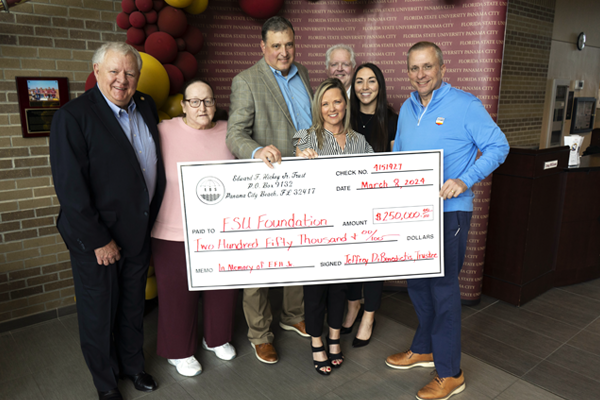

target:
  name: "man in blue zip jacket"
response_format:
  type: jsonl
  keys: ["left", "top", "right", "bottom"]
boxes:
{"left": 385, "top": 41, "right": 509, "bottom": 400}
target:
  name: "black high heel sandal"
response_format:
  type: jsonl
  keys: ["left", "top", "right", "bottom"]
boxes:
{"left": 326, "top": 337, "right": 344, "bottom": 368}
{"left": 311, "top": 344, "right": 331, "bottom": 376}
{"left": 341, "top": 306, "right": 364, "bottom": 335}
{"left": 353, "top": 319, "right": 376, "bottom": 348}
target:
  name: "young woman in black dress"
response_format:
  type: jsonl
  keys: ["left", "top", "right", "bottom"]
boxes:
{"left": 344, "top": 63, "right": 398, "bottom": 347}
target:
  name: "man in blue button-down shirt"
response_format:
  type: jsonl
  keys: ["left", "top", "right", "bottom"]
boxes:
{"left": 226, "top": 16, "right": 313, "bottom": 365}
{"left": 50, "top": 42, "right": 166, "bottom": 400}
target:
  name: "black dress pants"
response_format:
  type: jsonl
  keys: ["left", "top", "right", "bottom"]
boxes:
{"left": 70, "top": 240, "right": 150, "bottom": 392}
{"left": 346, "top": 281, "right": 384, "bottom": 312}
{"left": 304, "top": 283, "right": 347, "bottom": 337}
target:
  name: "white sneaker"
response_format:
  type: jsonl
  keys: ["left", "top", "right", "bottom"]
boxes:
{"left": 168, "top": 356, "right": 202, "bottom": 377}
{"left": 202, "top": 338, "right": 237, "bottom": 360}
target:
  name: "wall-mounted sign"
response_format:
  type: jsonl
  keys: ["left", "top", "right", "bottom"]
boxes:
{"left": 193, "top": 0, "right": 508, "bottom": 122}
{"left": 571, "top": 97, "right": 596, "bottom": 134}
{"left": 15, "top": 76, "right": 69, "bottom": 138}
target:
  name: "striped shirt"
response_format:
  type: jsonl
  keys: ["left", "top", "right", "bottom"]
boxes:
{"left": 293, "top": 128, "right": 374, "bottom": 156}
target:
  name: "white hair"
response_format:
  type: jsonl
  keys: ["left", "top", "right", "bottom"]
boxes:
{"left": 325, "top": 44, "right": 356, "bottom": 69}
{"left": 92, "top": 42, "right": 142, "bottom": 70}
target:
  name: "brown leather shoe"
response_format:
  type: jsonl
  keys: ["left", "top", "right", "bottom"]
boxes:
{"left": 251, "top": 343, "right": 279, "bottom": 364}
{"left": 279, "top": 320, "right": 310, "bottom": 338}
{"left": 416, "top": 371, "right": 465, "bottom": 400}
{"left": 385, "top": 349, "right": 434, "bottom": 369}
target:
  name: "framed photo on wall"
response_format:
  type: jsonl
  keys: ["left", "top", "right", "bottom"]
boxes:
{"left": 15, "top": 77, "right": 70, "bottom": 138}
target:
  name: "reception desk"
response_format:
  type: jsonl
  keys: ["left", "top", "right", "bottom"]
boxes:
{"left": 483, "top": 148, "right": 600, "bottom": 306}
{"left": 554, "top": 153, "right": 600, "bottom": 286}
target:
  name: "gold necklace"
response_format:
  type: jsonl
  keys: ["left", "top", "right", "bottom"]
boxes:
{"left": 360, "top": 113, "right": 374, "bottom": 128}
{"left": 328, "top": 128, "right": 345, "bottom": 136}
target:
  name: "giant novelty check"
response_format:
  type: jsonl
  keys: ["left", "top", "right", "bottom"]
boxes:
{"left": 178, "top": 151, "right": 444, "bottom": 290}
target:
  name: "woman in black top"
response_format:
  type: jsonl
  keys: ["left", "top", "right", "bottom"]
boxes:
{"left": 344, "top": 63, "right": 399, "bottom": 347}
{"left": 350, "top": 63, "right": 398, "bottom": 152}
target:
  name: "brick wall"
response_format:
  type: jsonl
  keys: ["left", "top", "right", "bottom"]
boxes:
{"left": 0, "top": 0, "right": 124, "bottom": 329}
{"left": 0, "top": 0, "right": 566, "bottom": 329}
{"left": 497, "top": 0, "right": 556, "bottom": 146}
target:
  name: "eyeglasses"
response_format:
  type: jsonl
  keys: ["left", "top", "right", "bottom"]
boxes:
{"left": 184, "top": 98, "right": 215, "bottom": 108}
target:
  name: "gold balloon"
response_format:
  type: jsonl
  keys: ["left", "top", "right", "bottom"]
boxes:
{"left": 165, "top": 0, "right": 194, "bottom": 8}
{"left": 145, "top": 276, "right": 157, "bottom": 300}
{"left": 161, "top": 94, "right": 184, "bottom": 118}
{"left": 184, "top": 0, "right": 209, "bottom": 14}
{"left": 138, "top": 52, "right": 170, "bottom": 110}
{"left": 158, "top": 110, "right": 171, "bottom": 122}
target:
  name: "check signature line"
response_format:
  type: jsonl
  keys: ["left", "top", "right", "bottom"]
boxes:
{"left": 194, "top": 240, "right": 398, "bottom": 253}
{"left": 345, "top": 259, "right": 434, "bottom": 266}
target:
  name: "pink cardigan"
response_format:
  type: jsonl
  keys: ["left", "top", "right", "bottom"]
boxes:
{"left": 151, "top": 118, "right": 235, "bottom": 241}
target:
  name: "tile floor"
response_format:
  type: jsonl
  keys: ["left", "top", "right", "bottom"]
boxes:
{"left": 1, "top": 279, "right": 599, "bottom": 399}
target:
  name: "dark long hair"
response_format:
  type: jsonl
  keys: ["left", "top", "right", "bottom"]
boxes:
{"left": 350, "top": 63, "right": 394, "bottom": 152}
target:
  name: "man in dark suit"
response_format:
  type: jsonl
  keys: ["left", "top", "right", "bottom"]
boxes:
{"left": 50, "top": 42, "right": 166, "bottom": 400}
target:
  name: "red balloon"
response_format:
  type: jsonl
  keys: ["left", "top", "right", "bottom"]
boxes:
{"left": 85, "top": 71, "right": 97, "bottom": 92}
{"left": 135, "top": 0, "right": 153, "bottom": 12}
{"left": 157, "top": 6, "right": 187, "bottom": 38}
{"left": 126, "top": 27, "right": 146, "bottom": 45}
{"left": 125, "top": 40, "right": 145, "bottom": 53}
{"left": 176, "top": 38, "right": 186, "bottom": 51}
{"left": 145, "top": 32, "right": 178, "bottom": 64}
{"left": 116, "top": 12, "right": 131, "bottom": 30}
{"left": 144, "top": 24, "right": 159, "bottom": 36}
{"left": 145, "top": 9, "right": 158, "bottom": 24}
{"left": 239, "top": 0, "right": 284, "bottom": 19}
{"left": 164, "top": 64, "right": 184, "bottom": 95}
{"left": 153, "top": 0, "right": 165, "bottom": 11}
{"left": 121, "top": 0, "right": 137, "bottom": 14}
{"left": 129, "top": 11, "right": 146, "bottom": 28}
{"left": 182, "top": 25, "right": 203, "bottom": 55}
{"left": 131, "top": 43, "right": 145, "bottom": 52}
{"left": 173, "top": 51, "right": 197, "bottom": 81}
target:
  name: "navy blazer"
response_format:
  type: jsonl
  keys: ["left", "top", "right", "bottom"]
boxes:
{"left": 50, "top": 86, "right": 166, "bottom": 257}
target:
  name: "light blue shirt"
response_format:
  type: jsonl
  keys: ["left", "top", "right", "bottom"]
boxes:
{"left": 252, "top": 64, "right": 312, "bottom": 159}
{"left": 270, "top": 64, "right": 312, "bottom": 131}
{"left": 393, "top": 82, "right": 509, "bottom": 212}
{"left": 99, "top": 86, "right": 157, "bottom": 201}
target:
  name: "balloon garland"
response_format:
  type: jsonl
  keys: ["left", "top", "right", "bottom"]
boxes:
{"left": 239, "top": 0, "right": 284, "bottom": 19}
{"left": 86, "top": 0, "right": 285, "bottom": 118}
{"left": 86, "top": 0, "right": 208, "bottom": 117}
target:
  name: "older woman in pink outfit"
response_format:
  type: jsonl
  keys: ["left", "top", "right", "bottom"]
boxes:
{"left": 151, "top": 79, "right": 238, "bottom": 377}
